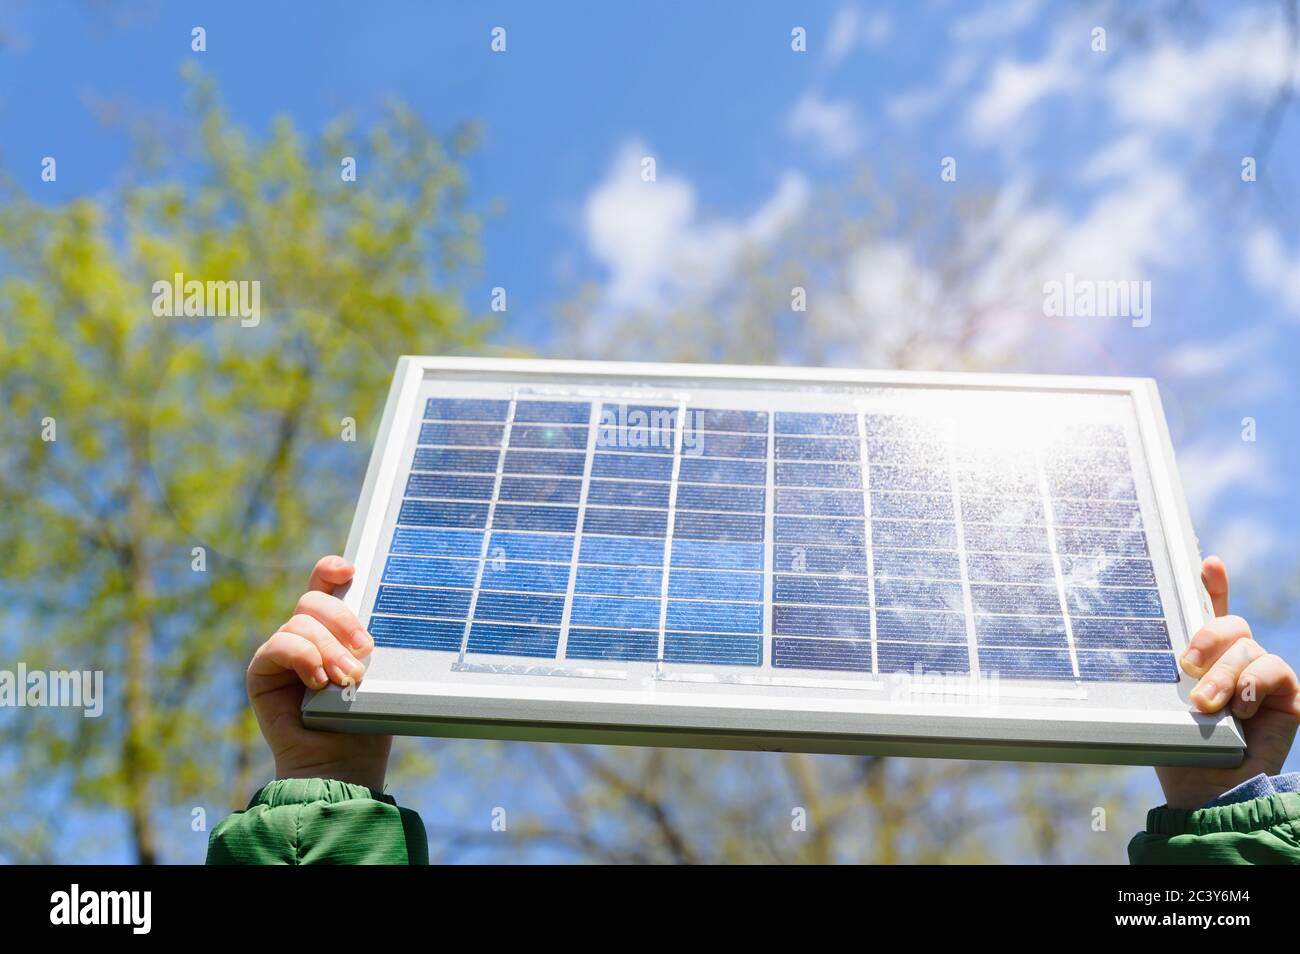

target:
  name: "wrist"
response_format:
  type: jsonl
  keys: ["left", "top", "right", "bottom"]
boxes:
{"left": 275, "top": 748, "right": 390, "bottom": 792}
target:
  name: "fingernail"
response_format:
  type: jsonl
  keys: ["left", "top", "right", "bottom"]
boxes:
{"left": 1182, "top": 647, "right": 1203, "bottom": 671}
{"left": 332, "top": 657, "right": 366, "bottom": 686}
{"left": 349, "top": 629, "right": 373, "bottom": 651}
{"left": 1192, "top": 680, "right": 1225, "bottom": 709}
{"left": 313, "top": 667, "right": 328, "bottom": 688}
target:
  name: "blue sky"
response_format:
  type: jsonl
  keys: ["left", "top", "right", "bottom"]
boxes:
{"left": 3, "top": 0, "right": 1298, "bottom": 860}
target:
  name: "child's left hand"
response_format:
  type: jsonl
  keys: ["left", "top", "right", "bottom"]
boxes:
{"left": 1155, "top": 556, "right": 1300, "bottom": 809}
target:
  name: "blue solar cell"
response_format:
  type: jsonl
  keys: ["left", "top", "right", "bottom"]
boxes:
{"left": 374, "top": 585, "right": 473, "bottom": 619}
{"left": 504, "top": 450, "right": 587, "bottom": 476}
{"left": 868, "top": 464, "right": 948, "bottom": 492}
{"left": 866, "top": 437, "right": 948, "bottom": 466}
{"left": 968, "top": 583, "right": 1062, "bottom": 615}
{"left": 777, "top": 461, "right": 862, "bottom": 488}
{"left": 670, "top": 539, "right": 764, "bottom": 570}
{"left": 872, "top": 520, "right": 955, "bottom": 549}
{"left": 497, "top": 475, "right": 582, "bottom": 504}
{"left": 674, "top": 484, "right": 765, "bottom": 513}
{"left": 773, "top": 574, "right": 870, "bottom": 605}
{"left": 600, "top": 404, "right": 679, "bottom": 427}
{"left": 488, "top": 531, "right": 575, "bottom": 563}
{"left": 474, "top": 591, "right": 565, "bottom": 626}
{"left": 570, "top": 595, "right": 661, "bottom": 629}
{"left": 1058, "top": 555, "right": 1155, "bottom": 587}
{"left": 576, "top": 565, "right": 663, "bottom": 597}
{"left": 513, "top": 401, "right": 591, "bottom": 423}
{"left": 975, "top": 614, "right": 1069, "bottom": 647}
{"left": 978, "top": 648, "right": 1076, "bottom": 679}
{"left": 579, "top": 535, "right": 665, "bottom": 566}
{"left": 425, "top": 398, "right": 508, "bottom": 421}
{"left": 773, "top": 543, "right": 867, "bottom": 575}
{"left": 870, "top": 492, "right": 953, "bottom": 520}
{"left": 962, "top": 524, "right": 1049, "bottom": 553}
{"left": 398, "top": 499, "right": 489, "bottom": 529}
{"left": 591, "top": 452, "right": 674, "bottom": 481}
{"left": 1052, "top": 500, "right": 1141, "bottom": 529}
{"left": 1071, "top": 617, "right": 1170, "bottom": 650}
{"left": 383, "top": 555, "right": 480, "bottom": 588}
{"left": 413, "top": 448, "right": 499, "bottom": 473}
{"left": 678, "top": 456, "right": 766, "bottom": 485}
{"left": 1055, "top": 528, "right": 1149, "bottom": 557}
{"left": 491, "top": 503, "right": 579, "bottom": 533}
{"left": 960, "top": 496, "right": 1043, "bottom": 525}
{"left": 1077, "top": 649, "right": 1177, "bottom": 682}
{"left": 696, "top": 409, "right": 768, "bottom": 433}
{"left": 697, "top": 433, "right": 767, "bottom": 458}
{"left": 665, "top": 632, "right": 761, "bottom": 665}
{"left": 391, "top": 527, "right": 484, "bottom": 558}
{"left": 775, "top": 488, "right": 863, "bottom": 516}
{"left": 876, "top": 641, "right": 969, "bottom": 674}
{"left": 468, "top": 623, "right": 560, "bottom": 657}
{"left": 775, "top": 516, "right": 865, "bottom": 546}
{"left": 666, "top": 600, "right": 762, "bottom": 634}
{"left": 775, "top": 436, "right": 860, "bottom": 461}
{"left": 508, "top": 425, "right": 589, "bottom": 450}
{"left": 873, "top": 548, "right": 960, "bottom": 580}
{"left": 587, "top": 479, "right": 671, "bottom": 508}
{"left": 596, "top": 427, "right": 676, "bottom": 454}
{"left": 480, "top": 561, "right": 572, "bottom": 594}
{"left": 370, "top": 615, "right": 463, "bottom": 651}
{"left": 419, "top": 422, "right": 504, "bottom": 447}
{"left": 875, "top": 578, "right": 964, "bottom": 611}
{"left": 863, "top": 414, "right": 947, "bottom": 441}
{"left": 565, "top": 628, "right": 659, "bottom": 661}
{"left": 773, "top": 604, "right": 870, "bottom": 637}
{"left": 876, "top": 609, "right": 966, "bottom": 642}
{"left": 405, "top": 473, "right": 496, "bottom": 500}
{"left": 669, "top": 569, "right": 763, "bottom": 600}
{"left": 772, "top": 636, "right": 871, "bottom": 671}
{"left": 582, "top": 506, "right": 668, "bottom": 538}
{"left": 1067, "top": 586, "right": 1164, "bottom": 618}
{"left": 1050, "top": 472, "right": 1136, "bottom": 500}
{"left": 774, "top": 412, "right": 858, "bottom": 435}
{"left": 673, "top": 510, "right": 764, "bottom": 542}
{"left": 966, "top": 552, "right": 1054, "bottom": 583}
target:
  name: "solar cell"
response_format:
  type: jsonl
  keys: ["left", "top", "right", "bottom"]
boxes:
{"left": 303, "top": 358, "right": 1245, "bottom": 767}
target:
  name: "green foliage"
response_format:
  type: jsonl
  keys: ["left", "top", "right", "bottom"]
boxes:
{"left": 0, "top": 74, "right": 486, "bottom": 862}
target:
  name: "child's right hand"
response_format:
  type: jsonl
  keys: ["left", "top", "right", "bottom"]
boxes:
{"left": 245, "top": 555, "right": 392, "bottom": 791}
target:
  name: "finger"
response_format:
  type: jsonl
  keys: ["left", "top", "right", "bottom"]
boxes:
{"left": 247, "top": 630, "right": 328, "bottom": 695}
{"left": 1201, "top": 555, "right": 1228, "bottom": 617}
{"left": 1180, "top": 614, "right": 1252, "bottom": 677}
{"left": 281, "top": 613, "right": 367, "bottom": 688}
{"left": 308, "top": 555, "right": 354, "bottom": 595}
{"left": 1190, "top": 637, "right": 1266, "bottom": 712}
{"left": 1230, "top": 652, "right": 1300, "bottom": 719}
{"left": 295, "top": 589, "right": 372, "bottom": 654}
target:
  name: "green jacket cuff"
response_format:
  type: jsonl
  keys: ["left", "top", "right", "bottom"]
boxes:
{"left": 207, "top": 777, "right": 428, "bottom": 865}
{"left": 1129, "top": 792, "right": 1300, "bottom": 865}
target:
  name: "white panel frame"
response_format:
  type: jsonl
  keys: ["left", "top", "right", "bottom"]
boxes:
{"left": 305, "top": 356, "right": 1245, "bottom": 767}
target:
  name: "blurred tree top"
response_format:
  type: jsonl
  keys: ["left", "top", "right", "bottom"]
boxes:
{"left": 0, "top": 71, "right": 487, "bottom": 863}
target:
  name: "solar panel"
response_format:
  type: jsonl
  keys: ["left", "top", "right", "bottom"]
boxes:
{"left": 302, "top": 357, "right": 1245, "bottom": 767}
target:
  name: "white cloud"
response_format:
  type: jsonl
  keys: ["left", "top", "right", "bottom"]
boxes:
{"left": 965, "top": 27, "right": 1082, "bottom": 143}
{"left": 1105, "top": 14, "right": 1290, "bottom": 135}
{"left": 1175, "top": 441, "right": 1278, "bottom": 520}
{"left": 786, "top": 91, "right": 866, "bottom": 159}
{"left": 951, "top": 0, "right": 1042, "bottom": 43}
{"left": 582, "top": 140, "right": 809, "bottom": 311}
{"left": 1161, "top": 328, "right": 1271, "bottom": 378}
{"left": 826, "top": 5, "right": 892, "bottom": 65}
{"left": 1204, "top": 515, "right": 1279, "bottom": 574}
{"left": 1242, "top": 227, "right": 1300, "bottom": 316}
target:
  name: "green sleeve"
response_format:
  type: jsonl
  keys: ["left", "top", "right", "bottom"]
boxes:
{"left": 206, "top": 777, "right": 428, "bottom": 865}
{"left": 1128, "top": 792, "right": 1300, "bottom": 864}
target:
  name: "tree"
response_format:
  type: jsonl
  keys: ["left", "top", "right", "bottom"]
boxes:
{"left": 0, "top": 72, "right": 485, "bottom": 863}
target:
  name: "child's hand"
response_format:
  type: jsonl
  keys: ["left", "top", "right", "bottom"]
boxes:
{"left": 245, "top": 555, "right": 392, "bottom": 791}
{"left": 1156, "top": 556, "right": 1300, "bottom": 809}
